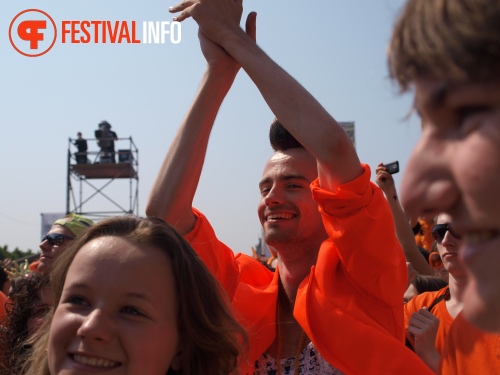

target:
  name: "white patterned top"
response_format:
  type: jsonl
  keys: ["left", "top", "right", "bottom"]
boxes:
{"left": 253, "top": 342, "right": 345, "bottom": 375}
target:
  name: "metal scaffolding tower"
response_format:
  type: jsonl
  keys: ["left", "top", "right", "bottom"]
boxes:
{"left": 66, "top": 136, "right": 139, "bottom": 219}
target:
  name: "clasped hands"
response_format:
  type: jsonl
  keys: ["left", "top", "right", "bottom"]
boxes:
{"left": 169, "top": 0, "right": 252, "bottom": 45}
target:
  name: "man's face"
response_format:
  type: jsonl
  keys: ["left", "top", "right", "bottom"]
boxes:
{"left": 434, "top": 213, "right": 465, "bottom": 277}
{"left": 38, "top": 225, "right": 75, "bottom": 273}
{"left": 401, "top": 76, "right": 500, "bottom": 331}
{"left": 257, "top": 149, "right": 327, "bottom": 256}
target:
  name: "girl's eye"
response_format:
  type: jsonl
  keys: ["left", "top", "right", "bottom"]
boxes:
{"left": 67, "top": 296, "right": 88, "bottom": 305}
{"left": 121, "top": 306, "right": 144, "bottom": 317}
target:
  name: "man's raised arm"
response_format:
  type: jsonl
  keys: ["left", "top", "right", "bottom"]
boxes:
{"left": 146, "top": 15, "right": 256, "bottom": 232}
{"left": 170, "top": 0, "right": 362, "bottom": 189}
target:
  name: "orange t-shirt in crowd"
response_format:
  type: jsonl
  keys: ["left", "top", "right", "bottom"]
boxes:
{"left": 439, "top": 313, "right": 500, "bottom": 374}
{"left": 185, "top": 164, "right": 433, "bottom": 375}
{"left": 404, "top": 287, "right": 453, "bottom": 353}
{"left": 414, "top": 218, "right": 434, "bottom": 251}
{"left": 29, "top": 259, "right": 40, "bottom": 272}
{"left": 0, "top": 290, "right": 9, "bottom": 322}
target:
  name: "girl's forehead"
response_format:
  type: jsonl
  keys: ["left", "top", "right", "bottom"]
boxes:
{"left": 64, "top": 237, "right": 177, "bottom": 302}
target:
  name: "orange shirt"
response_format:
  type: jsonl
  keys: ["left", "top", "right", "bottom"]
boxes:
{"left": 414, "top": 218, "right": 434, "bottom": 251}
{"left": 185, "top": 164, "right": 433, "bottom": 375}
{"left": 29, "top": 259, "right": 40, "bottom": 271}
{"left": 0, "top": 291, "right": 8, "bottom": 321}
{"left": 439, "top": 313, "right": 500, "bottom": 374}
{"left": 404, "top": 287, "right": 453, "bottom": 353}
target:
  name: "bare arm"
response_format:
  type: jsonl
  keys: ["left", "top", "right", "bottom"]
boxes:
{"left": 146, "top": 68, "right": 236, "bottom": 232}
{"left": 146, "top": 16, "right": 256, "bottom": 232}
{"left": 375, "top": 163, "right": 434, "bottom": 276}
{"left": 170, "top": 0, "right": 362, "bottom": 191}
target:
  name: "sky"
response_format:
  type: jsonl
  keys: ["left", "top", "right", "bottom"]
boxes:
{"left": 0, "top": 0, "right": 421, "bottom": 256}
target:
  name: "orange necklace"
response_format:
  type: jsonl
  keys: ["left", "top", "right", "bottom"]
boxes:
{"left": 276, "top": 302, "right": 307, "bottom": 375}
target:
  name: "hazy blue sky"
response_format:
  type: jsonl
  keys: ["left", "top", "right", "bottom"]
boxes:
{"left": 1, "top": 0, "right": 420, "bottom": 256}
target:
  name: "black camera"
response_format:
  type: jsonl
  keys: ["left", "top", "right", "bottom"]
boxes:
{"left": 383, "top": 161, "right": 400, "bottom": 174}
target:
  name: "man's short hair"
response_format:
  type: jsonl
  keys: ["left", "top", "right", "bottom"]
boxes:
{"left": 269, "top": 118, "right": 304, "bottom": 151}
{"left": 388, "top": 0, "right": 500, "bottom": 91}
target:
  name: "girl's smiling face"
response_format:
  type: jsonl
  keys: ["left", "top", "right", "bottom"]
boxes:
{"left": 48, "top": 236, "right": 181, "bottom": 375}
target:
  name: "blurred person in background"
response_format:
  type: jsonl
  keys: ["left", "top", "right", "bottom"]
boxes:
{"left": 405, "top": 213, "right": 465, "bottom": 372}
{"left": 35, "top": 214, "right": 94, "bottom": 274}
{"left": 389, "top": 0, "right": 500, "bottom": 372}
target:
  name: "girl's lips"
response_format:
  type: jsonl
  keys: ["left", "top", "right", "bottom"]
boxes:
{"left": 70, "top": 353, "right": 121, "bottom": 370}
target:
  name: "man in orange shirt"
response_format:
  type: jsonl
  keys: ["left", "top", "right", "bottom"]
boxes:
{"left": 147, "top": 1, "right": 432, "bottom": 374}
{"left": 388, "top": 0, "right": 500, "bottom": 373}
{"left": 404, "top": 213, "right": 466, "bottom": 372}
{"left": 438, "top": 314, "right": 500, "bottom": 374}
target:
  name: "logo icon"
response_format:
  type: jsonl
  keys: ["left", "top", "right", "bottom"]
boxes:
{"left": 9, "top": 9, "right": 57, "bottom": 57}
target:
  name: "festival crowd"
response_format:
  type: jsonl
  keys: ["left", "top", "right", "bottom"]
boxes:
{"left": 1, "top": 0, "right": 499, "bottom": 374}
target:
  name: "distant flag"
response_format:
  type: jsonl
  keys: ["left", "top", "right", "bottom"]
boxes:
{"left": 339, "top": 121, "right": 355, "bottom": 149}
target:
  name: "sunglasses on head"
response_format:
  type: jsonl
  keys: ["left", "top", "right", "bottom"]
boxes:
{"left": 428, "top": 252, "right": 443, "bottom": 269}
{"left": 432, "top": 223, "right": 461, "bottom": 244}
{"left": 41, "top": 233, "right": 75, "bottom": 246}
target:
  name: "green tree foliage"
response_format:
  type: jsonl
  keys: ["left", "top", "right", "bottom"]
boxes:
{"left": 0, "top": 245, "right": 35, "bottom": 261}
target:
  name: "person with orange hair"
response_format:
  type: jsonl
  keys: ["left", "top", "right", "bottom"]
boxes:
{"left": 413, "top": 217, "right": 435, "bottom": 252}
